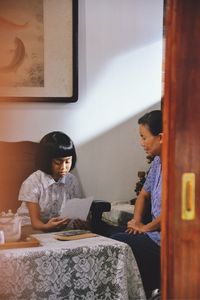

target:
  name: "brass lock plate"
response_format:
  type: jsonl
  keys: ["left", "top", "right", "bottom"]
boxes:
{"left": 181, "top": 173, "right": 195, "bottom": 220}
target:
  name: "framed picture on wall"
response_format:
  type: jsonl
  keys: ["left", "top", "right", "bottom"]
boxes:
{"left": 0, "top": 0, "right": 78, "bottom": 102}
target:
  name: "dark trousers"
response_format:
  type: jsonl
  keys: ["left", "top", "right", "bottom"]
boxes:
{"left": 111, "top": 231, "right": 160, "bottom": 298}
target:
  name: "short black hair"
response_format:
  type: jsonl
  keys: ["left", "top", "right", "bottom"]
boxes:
{"left": 138, "top": 110, "right": 162, "bottom": 136}
{"left": 36, "top": 131, "right": 77, "bottom": 174}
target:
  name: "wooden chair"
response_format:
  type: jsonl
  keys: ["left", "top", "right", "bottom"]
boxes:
{"left": 0, "top": 141, "right": 38, "bottom": 212}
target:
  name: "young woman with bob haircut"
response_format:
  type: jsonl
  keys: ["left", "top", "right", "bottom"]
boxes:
{"left": 18, "top": 131, "right": 88, "bottom": 232}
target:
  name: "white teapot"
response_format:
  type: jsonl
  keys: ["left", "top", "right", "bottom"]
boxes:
{"left": 0, "top": 210, "right": 21, "bottom": 242}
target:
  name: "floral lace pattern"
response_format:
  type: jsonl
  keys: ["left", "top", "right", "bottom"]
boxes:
{"left": 0, "top": 235, "right": 146, "bottom": 300}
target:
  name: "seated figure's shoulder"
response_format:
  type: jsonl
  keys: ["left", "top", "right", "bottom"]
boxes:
{"left": 63, "top": 173, "right": 81, "bottom": 190}
{"left": 65, "top": 172, "right": 77, "bottom": 182}
{"left": 23, "top": 170, "right": 44, "bottom": 185}
{"left": 147, "top": 156, "right": 160, "bottom": 177}
{"left": 153, "top": 155, "right": 160, "bottom": 162}
{"left": 152, "top": 156, "right": 161, "bottom": 167}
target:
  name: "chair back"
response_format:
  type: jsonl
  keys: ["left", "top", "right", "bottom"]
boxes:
{"left": 0, "top": 141, "right": 39, "bottom": 212}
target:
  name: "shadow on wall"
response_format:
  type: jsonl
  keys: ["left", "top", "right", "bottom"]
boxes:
{"left": 72, "top": 102, "right": 160, "bottom": 203}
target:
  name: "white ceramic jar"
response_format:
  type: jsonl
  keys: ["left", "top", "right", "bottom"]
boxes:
{"left": 0, "top": 230, "right": 5, "bottom": 244}
{"left": 0, "top": 210, "right": 21, "bottom": 242}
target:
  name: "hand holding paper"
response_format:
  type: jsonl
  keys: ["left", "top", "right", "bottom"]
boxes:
{"left": 60, "top": 196, "right": 94, "bottom": 221}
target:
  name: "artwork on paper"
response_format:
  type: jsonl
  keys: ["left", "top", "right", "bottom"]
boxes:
{"left": 0, "top": 0, "right": 44, "bottom": 87}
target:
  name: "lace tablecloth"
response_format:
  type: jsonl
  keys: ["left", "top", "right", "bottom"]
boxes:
{"left": 0, "top": 233, "right": 146, "bottom": 300}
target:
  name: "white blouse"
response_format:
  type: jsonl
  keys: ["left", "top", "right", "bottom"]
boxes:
{"left": 18, "top": 170, "right": 82, "bottom": 223}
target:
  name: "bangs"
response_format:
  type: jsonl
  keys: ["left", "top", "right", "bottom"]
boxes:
{"left": 52, "top": 145, "right": 74, "bottom": 159}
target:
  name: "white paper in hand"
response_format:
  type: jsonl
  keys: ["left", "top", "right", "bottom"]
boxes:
{"left": 60, "top": 196, "right": 94, "bottom": 221}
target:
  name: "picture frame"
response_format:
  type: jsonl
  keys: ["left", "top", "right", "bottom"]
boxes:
{"left": 0, "top": 0, "right": 78, "bottom": 103}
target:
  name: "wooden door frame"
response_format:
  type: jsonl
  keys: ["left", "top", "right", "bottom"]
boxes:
{"left": 162, "top": 0, "right": 200, "bottom": 299}
{"left": 162, "top": 0, "right": 175, "bottom": 297}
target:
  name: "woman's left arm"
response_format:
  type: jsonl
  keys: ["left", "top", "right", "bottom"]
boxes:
{"left": 127, "top": 215, "right": 161, "bottom": 234}
{"left": 143, "top": 215, "right": 161, "bottom": 232}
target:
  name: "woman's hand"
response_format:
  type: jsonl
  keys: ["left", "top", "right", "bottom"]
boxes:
{"left": 126, "top": 219, "right": 147, "bottom": 234}
{"left": 45, "top": 218, "right": 90, "bottom": 231}
{"left": 126, "top": 215, "right": 161, "bottom": 234}
{"left": 45, "top": 217, "right": 71, "bottom": 230}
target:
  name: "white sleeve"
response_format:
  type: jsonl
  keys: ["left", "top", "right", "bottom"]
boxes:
{"left": 18, "top": 173, "right": 40, "bottom": 203}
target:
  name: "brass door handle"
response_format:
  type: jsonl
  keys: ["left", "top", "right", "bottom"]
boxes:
{"left": 182, "top": 173, "right": 195, "bottom": 220}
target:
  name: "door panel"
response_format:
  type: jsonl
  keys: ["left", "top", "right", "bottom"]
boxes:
{"left": 162, "top": 0, "right": 200, "bottom": 299}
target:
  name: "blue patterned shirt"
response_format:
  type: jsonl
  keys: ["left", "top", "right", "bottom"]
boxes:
{"left": 143, "top": 156, "right": 161, "bottom": 246}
